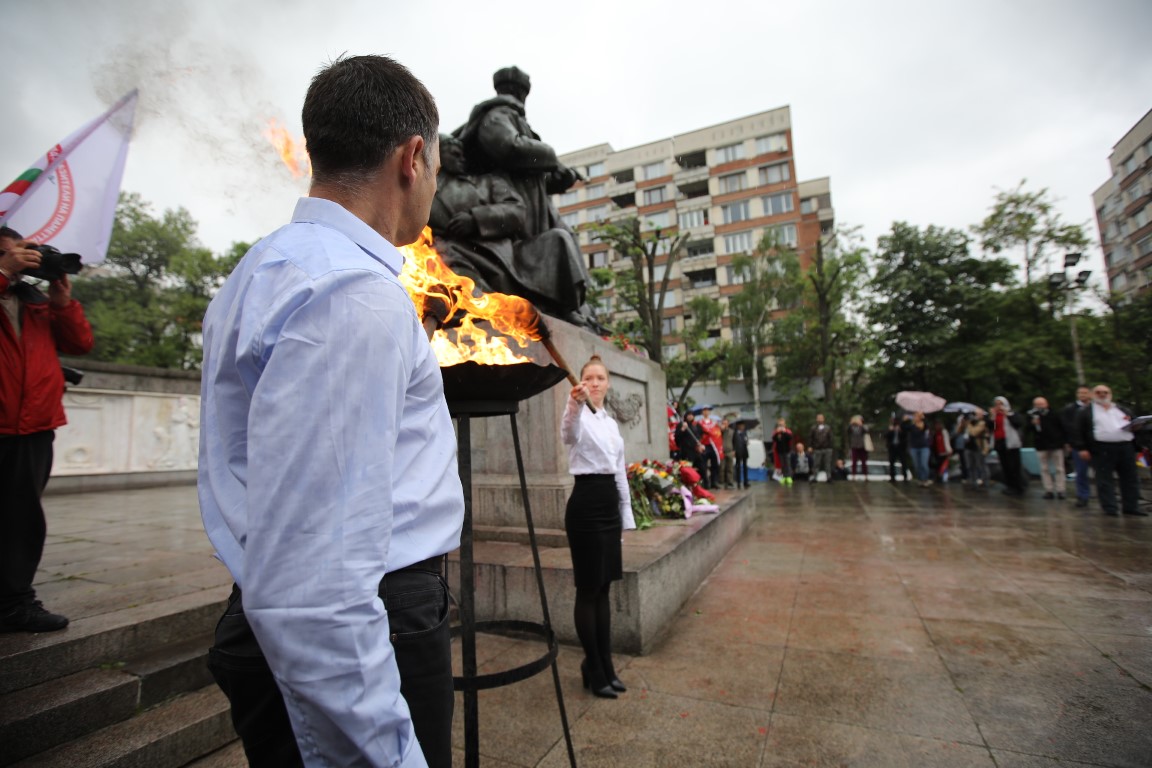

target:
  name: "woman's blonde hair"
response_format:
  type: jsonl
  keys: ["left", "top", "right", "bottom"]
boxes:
{"left": 580, "top": 353, "right": 608, "bottom": 378}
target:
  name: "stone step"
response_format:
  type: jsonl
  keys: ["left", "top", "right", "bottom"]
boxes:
{"left": 0, "top": 588, "right": 226, "bottom": 696}
{"left": 9, "top": 685, "right": 233, "bottom": 768}
{"left": 182, "top": 741, "right": 246, "bottom": 767}
{"left": 0, "top": 633, "right": 216, "bottom": 765}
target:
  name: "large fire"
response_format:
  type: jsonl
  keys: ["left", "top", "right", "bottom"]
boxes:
{"left": 399, "top": 228, "right": 543, "bottom": 366}
{"left": 261, "top": 123, "right": 542, "bottom": 367}
{"left": 262, "top": 119, "right": 311, "bottom": 178}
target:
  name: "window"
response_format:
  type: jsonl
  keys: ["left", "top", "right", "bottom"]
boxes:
{"left": 663, "top": 344, "right": 681, "bottom": 360}
{"left": 679, "top": 209, "right": 708, "bottom": 229}
{"left": 800, "top": 198, "right": 817, "bottom": 214}
{"left": 643, "top": 186, "right": 667, "bottom": 206}
{"left": 721, "top": 200, "right": 751, "bottom": 224}
{"left": 558, "top": 190, "right": 579, "bottom": 206}
{"left": 718, "top": 172, "right": 746, "bottom": 194}
{"left": 759, "top": 163, "right": 790, "bottom": 186}
{"left": 644, "top": 210, "right": 671, "bottom": 229}
{"left": 770, "top": 223, "right": 798, "bottom": 247}
{"left": 701, "top": 330, "right": 721, "bottom": 349}
{"left": 587, "top": 205, "right": 610, "bottom": 222}
{"left": 756, "top": 133, "right": 788, "bottom": 154}
{"left": 586, "top": 162, "right": 606, "bottom": 178}
{"left": 1123, "top": 154, "right": 1139, "bottom": 176}
{"left": 686, "top": 268, "right": 717, "bottom": 288}
{"left": 1135, "top": 206, "right": 1149, "bottom": 229}
{"left": 762, "top": 192, "right": 795, "bottom": 216}
{"left": 686, "top": 239, "right": 714, "bottom": 257}
{"left": 584, "top": 183, "right": 604, "bottom": 200}
{"left": 594, "top": 295, "right": 614, "bottom": 314}
{"left": 716, "top": 143, "right": 745, "bottom": 163}
{"left": 661, "top": 316, "right": 678, "bottom": 335}
{"left": 587, "top": 251, "right": 609, "bottom": 269}
{"left": 642, "top": 161, "right": 666, "bottom": 180}
{"left": 561, "top": 211, "right": 581, "bottom": 228}
{"left": 724, "top": 231, "right": 754, "bottom": 253}
{"left": 661, "top": 289, "right": 681, "bottom": 308}
{"left": 726, "top": 265, "right": 747, "bottom": 285}
{"left": 613, "top": 168, "right": 634, "bottom": 183}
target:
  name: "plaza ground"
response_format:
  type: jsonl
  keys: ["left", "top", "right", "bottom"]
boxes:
{"left": 9, "top": 478, "right": 1152, "bottom": 767}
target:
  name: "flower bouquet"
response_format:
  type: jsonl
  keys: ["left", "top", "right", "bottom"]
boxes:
{"left": 627, "top": 458, "right": 710, "bottom": 528}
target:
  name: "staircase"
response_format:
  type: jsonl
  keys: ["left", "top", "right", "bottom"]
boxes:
{"left": 0, "top": 589, "right": 244, "bottom": 767}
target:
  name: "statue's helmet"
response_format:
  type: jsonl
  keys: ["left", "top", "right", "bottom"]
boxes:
{"left": 492, "top": 66, "right": 531, "bottom": 95}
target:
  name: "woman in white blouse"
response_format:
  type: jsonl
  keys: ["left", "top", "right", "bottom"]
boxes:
{"left": 561, "top": 354, "right": 637, "bottom": 699}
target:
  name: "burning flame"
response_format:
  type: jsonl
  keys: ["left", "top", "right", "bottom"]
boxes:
{"left": 399, "top": 228, "right": 542, "bottom": 366}
{"left": 263, "top": 118, "right": 311, "bottom": 178}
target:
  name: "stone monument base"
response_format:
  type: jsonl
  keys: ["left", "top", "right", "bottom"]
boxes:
{"left": 446, "top": 490, "right": 757, "bottom": 656}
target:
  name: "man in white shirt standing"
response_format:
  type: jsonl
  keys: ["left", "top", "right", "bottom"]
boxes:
{"left": 198, "top": 55, "right": 463, "bottom": 767}
{"left": 1073, "top": 384, "right": 1144, "bottom": 517}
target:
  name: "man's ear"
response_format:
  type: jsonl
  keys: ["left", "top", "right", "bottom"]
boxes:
{"left": 397, "top": 135, "right": 425, "bottom": 187}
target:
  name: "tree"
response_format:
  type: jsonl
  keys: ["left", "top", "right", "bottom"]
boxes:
{"left": 587, "top": 217, "right": 689, "bottom": 363}
{"left": 71, "top": 192, "right": 245, "bottom": 370}
{"left": 664, "top": 295, "right": 731, "bottom": 408}
{"left": 973, "top": 180, "right": 1091, "bottom": 287}
{"left": 726, "top": 232, "right": 804, "bottom": 430}
{"left": 867, "top": 222, "right": 1016, "bottom": 399}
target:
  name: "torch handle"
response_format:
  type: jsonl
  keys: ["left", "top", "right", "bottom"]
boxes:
{"left": 542, "top": 337, "right": 596, "bottom": 414}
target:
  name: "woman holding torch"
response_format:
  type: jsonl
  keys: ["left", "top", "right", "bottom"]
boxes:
{"left": 561, "top": 354, "right": 637, "bottom": 699}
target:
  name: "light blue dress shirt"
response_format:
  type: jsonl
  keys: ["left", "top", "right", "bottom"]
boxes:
{"left": 198, "top": 197, "right": 464, "bottom": 768}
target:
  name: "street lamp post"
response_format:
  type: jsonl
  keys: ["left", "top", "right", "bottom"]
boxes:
{"left": 1047, "top": 252, "right": 1090, "bottom": 385}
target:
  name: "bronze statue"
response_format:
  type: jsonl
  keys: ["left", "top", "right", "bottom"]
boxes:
{"left": 443, "top": 68, "right": 604, "bottom": 329}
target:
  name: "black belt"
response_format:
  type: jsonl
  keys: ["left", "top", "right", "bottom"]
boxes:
{"left": 389, "top": 554, "right": 444, "bottom": 576}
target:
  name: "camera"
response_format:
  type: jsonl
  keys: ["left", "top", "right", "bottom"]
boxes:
{"left": 1027, "top": 407, "right": 1046, "bottom": 418}
{"left": 23, "top": 244, "right": 83, "bottom": 282}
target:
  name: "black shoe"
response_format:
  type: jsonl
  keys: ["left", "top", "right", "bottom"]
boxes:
{"left": 0, "top": 601, "right": 69, "bottom": 633}
{"left": 581, "top": 660, "right": 617, "bottom": 699}
{"left": 1075, "top": 499, "right": 1089, "bottom": 508}
{"left": 1124, "top": 510, "right": 1149, "bottom": 517}
{"left": 608, "top": 676, "right": 627, "bottom": 693}
{"left": 1104, "top": 511, "right": 1121, "bottom": 517}
{"left": 1043, "top": 492, "right": 1054, "bottom": 500}
{"left": 1057, "top": 493, "right": 1065, "bottom": 500}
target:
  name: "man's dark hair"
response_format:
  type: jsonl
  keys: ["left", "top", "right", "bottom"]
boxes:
{"left": 0, "top": 226, "right": 23, "bottom": 241}
{"left": 302, "top": 55, "right": 439, "bottom": 186}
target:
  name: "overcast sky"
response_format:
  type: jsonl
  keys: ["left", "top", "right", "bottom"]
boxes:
{"left": 5, "top": 0, "right": 1150, "bottom": 283}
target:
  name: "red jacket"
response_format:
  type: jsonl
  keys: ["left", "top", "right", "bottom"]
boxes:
{"left": 1, "top": 276, "right": 94, "bottom": 435}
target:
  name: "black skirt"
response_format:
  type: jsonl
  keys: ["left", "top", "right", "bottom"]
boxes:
{"left": 565, "top": 474, "right": 623, "bottom": 589}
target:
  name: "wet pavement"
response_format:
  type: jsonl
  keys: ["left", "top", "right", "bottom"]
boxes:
{"left": 29, "top": 479, "right": 1152, "bottom": 767}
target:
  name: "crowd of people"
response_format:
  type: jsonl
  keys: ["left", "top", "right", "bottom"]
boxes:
{"left": 669, "top": 387, "right": 1149, "bottom": 519}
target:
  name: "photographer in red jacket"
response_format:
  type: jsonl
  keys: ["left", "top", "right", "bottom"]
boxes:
{"left": 0, "top": 226, "right": 94, "bottom": 632}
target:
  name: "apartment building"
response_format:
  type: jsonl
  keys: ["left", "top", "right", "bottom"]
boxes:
{"left": 1092, "top": 108, "right": 1152, "bottom": 300}
{"left": 553, "top": 106, "right": 833, "bottom": 361}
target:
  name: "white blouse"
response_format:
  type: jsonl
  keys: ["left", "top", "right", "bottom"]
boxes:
{"left": 561, "top": 396, "right": 637, "bottom": 530}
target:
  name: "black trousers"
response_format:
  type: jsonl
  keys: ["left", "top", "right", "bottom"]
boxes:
{"left": 887, "top": 448, "right": 908, "bottom": 481}
{"left": 734, "top": 456, "right": 749, "bottom": 487}
{"left": 208, "top": 560, "right": 453, "bottom": 768}
{"left": 995, "top": 440, "right": 1024, "bottom": 491}
{"left": 1092, "top": 441, "right": 1141, "bottom": 515}
{"left": 0, "top": 431, "right": 55, "bottom": 613}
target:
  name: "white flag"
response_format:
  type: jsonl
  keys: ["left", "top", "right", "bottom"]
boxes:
{"left": 0, "top": 90, "right": 138, "bottom": 265}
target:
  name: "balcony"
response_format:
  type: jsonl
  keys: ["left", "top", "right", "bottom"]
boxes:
{"left": 607, "top": 177, "right": 636, "bottom": 200}
{"left": 674, "top": 165, "right": 709, "bottom": 186}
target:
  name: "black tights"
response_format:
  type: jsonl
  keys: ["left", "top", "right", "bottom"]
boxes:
{"left": 573, "top": 583, "right": 615, "bottom": 688}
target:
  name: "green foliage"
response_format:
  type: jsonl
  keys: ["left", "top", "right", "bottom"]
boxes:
{"left": 665, "top": 295, "right": 731, "bottom": 406}
{"left": 586, "top": 217, "right": 688, "bottom": 363}
{"left": 71, "top": 192, "right": 246, "bottom": 370}
{"left": 972, "top": 179, "right": 1091, "bottom": 287}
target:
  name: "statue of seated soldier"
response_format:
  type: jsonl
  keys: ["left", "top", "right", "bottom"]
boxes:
{"left": 429, "top": 135, "right": 586, "bottom": 320}
{"left": 448, "top": 66, "right": 602, "bottom": 329}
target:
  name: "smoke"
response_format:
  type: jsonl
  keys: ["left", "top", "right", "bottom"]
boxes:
{"left": 87, "top": 1, "right": 305, "bottom": 243}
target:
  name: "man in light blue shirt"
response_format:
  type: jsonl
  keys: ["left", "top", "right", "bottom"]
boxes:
{"left": 199, "top": 55, "right": 463, "bottom": 768}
